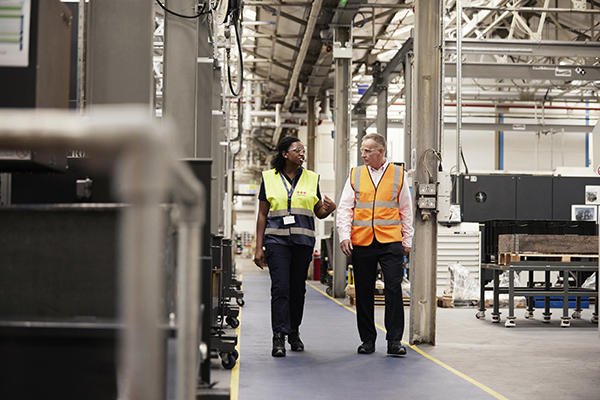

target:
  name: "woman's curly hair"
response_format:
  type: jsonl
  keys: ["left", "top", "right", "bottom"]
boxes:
{"left": 270, "top": 136, "right": 301, "bottom": 173}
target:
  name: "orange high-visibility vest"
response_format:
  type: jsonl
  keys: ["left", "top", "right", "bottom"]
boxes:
{"left": 350, "top": 163, "right": 404, "bottom": 246}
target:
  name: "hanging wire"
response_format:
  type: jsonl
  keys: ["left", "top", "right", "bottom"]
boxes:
{"left": 155, "top": 0, "right": 206, "bottom": 18}
{"left": 226, "top": 7, "right": 244, "bottom": 97}
{"left": 422, "top": 148, "right": 443, "bottom": 183}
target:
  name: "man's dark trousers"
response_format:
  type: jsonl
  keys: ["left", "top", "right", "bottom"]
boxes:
{"left": 352, "top": 239, "right": 405, "bottom": 343}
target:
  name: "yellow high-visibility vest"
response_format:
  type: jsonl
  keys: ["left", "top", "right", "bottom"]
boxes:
{"left": 262, "top": 168, "right": 319, "bottom": 246}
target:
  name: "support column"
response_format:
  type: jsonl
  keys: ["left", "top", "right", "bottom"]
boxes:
{"left": 196, "top": 22, "right": 213, "bottom": 158}
{"left": 332, "top": 26, "right": 351, "bottom": 298}
{"left": 376, "top": 86, "right": 388, "bottom": 140}
{"left": 86, "top": 0, "right": 153, "bottom": 106}
{"left": 211, "top": 66, "right": 225, "bottom": 235}
{"left": 404, "top": 53, "right": 413, "bottom": 166}
{"left": 409, "top": 0, "right": 441, "bottom": 345}
{"left": 307, "top": 95, "right": 316, "bottom": 172}
{"left": 495, "top": 103, "right": 504, "bottom": 171}
{"left": 163, "top": 0, "right": 198, "bottom": 158}
{"left": 355, "top": 106, "right": 366, "bottom": 166}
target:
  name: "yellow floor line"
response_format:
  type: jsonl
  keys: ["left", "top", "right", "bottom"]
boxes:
{"left": 306, "top": 281, "right": 509, "bottom": 400}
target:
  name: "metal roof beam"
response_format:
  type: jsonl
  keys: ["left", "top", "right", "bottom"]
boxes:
{"left": 445, "top": 62, "right": 600, "bottom": 80}
{"left": 246, "top": 70, "right": 288, "bottom": 88}
{"left": 279, "top": 10, "right": 307, "bottom": 26}
{"left": 243, "top": 1, "right": 312, "bottom": 6}
{"left": 445, "top": 39, "right": 600, "bottom": 58}
{"left": 244, "top": 49, "right": 294, "bottom": 72}
{"left": 384, "top": 121, "right": 595, "bottom": 133}
{"left": 441, "top": 122, "right": 595, "bottom": 133}
{"left": 352, "top": 37, "right": 413, "bottom": 112}
{"left": 282, "top": 0, "right": 324, "bottom": 110}
{"left": 463, "top": 5, "right": 600, "bottom": 13}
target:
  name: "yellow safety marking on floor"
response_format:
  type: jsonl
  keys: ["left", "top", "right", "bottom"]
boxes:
{"left": 306, "top": 281, "right": 509, "bottom": 400}
{"left": 230, "top": 277, "right": 242, "bottom": 400}
{"left": 306, "top": 281, "right": 357, "bottom": 314}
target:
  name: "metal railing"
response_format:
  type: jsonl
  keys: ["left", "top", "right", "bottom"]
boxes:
{"left": 0, "top": 106, "right": 204, "bottom": 400}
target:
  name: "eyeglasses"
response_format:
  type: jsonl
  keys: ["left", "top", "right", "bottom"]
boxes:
{"left": 287, "top": 147, "right": 306, "bottom": 154}
{"left": 360, "top": 147, "right": 379, "bottom": 154}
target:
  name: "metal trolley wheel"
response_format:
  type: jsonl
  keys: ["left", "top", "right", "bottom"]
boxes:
{"left": 226, "top": 316, "right": 240, "bottom": 329}
{"left": 220, "top": 349, "right": 239, "bottom": 370}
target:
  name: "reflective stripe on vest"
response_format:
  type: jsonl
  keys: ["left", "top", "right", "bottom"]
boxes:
{"left": 350, "top": 164, "right": 404, "bottom": 245}
{"left": 262, "top": 168, "right": 319, "bottom": 246}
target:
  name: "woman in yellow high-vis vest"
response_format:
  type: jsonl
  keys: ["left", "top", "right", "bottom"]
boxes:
{"left": 254, "top": 136, "right": 336, "bottom": 357}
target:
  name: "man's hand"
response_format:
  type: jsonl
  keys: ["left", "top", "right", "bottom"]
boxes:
{"left": 340, "top": 239, "right": 353, "bottom": 257}
{"left": 403, "top": 246, "right": 411, "bottom": 255}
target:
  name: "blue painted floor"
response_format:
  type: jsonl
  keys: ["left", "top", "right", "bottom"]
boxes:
{"left": 236, "top": 273, "right": 498, "bottom": 400}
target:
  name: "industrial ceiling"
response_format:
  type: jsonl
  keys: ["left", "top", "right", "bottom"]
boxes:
{"left": 236, "top": 0, "right": 600, "bottom": 148}
{"left": 152, "top": 0, "right": 600, "bottom": 169}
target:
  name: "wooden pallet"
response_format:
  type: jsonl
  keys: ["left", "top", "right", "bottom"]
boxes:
{"left": 498, "top": 234, "right": 598, "bottom": 255}
{"left": 437, "top": 295, "right": 479, "bottom": 308}
{"left": 498, "top": 252, "right": 599, "bottom": 265}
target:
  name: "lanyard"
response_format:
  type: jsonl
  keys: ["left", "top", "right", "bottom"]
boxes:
{"left": 279, "top": 172, "right": 295, "bottom": 213}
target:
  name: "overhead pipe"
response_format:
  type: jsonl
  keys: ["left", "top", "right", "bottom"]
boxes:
{"left": 275, "top": 103, "right": 281, "bottom": 129}
{"left": 361, "top": 101, "right": 600, "bottom": 112}
{"left": 251, "top": 122, "right": 301, "bottom": 129}
{"left": 446, "top": 103, "right": 600, "bottom": 111}
{"left": 248, "top": 110, "right": 330, "bottom": 120}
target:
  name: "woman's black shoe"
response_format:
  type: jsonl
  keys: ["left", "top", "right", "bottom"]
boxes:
{"left": 272, "top": 332, "right": 286, "bottom": 357}
{"left": 288, "top": 331, "right": 304, "bottom": 351}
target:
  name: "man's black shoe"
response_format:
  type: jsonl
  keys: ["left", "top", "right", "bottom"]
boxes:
{"left": 288, "top": 331, "right": 304, "bottom": 352}
{"left": 272, "top": 332, "right": 286, "bottom": 357}
{"left": 387, "top": 340, "right": 407, "bottom": 356}
{"left": 357, "top": 341, "right": 375, "bottom": 354}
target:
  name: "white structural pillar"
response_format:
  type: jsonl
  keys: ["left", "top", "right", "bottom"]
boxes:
{"left": 409, "top": 0, "right": 441, "bottom": 345}
{"left": 376, "top": 86, "right": 388, "bottom": 140}
{"left": 332, "top": 25, "right": 352, "bottom": 298}
{"left": 307, "top": 95, "right": 316, "bottom": 172}
{"left": 355, "top": 106, "right": 367, "bottom": 166}
{"left": 404, "top": 52, "right": 413, "bottom": 165}
{"left": 196, "top": 22, "right": 214, "bottom": 159}
{"left": 163, "top": 0, "right": 198, "bottom": 158}
{"left": 86, "top": 0, "right": 153, "bottom": 106}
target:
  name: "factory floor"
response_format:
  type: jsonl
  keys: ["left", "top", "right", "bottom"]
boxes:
{"left": 207, "top": 257, "right": 600, "bottom": 400}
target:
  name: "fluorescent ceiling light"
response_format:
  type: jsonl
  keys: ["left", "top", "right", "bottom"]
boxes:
{"left": 242, "top": 21, "right": 275, "bottom": 26}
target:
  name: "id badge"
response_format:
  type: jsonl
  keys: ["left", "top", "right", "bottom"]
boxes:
{"left": 283, "top": 215, "right": 295, "bottom": 225}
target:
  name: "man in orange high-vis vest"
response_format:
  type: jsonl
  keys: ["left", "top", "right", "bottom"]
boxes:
{"left": 336, "top": 133, "right": 414, "bottom": 356}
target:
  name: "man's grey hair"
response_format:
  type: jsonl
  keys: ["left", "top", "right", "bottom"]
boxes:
{"left": 362, "top": 133, "right": 386, "bottom": 150}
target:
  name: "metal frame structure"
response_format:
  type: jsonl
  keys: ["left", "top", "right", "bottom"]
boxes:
{"left": 478, "top": 261, "right": 599, "bottom": 327}
{"left": 0, "top": 107, "right": 205, "bottom": 400}
{"left": 233, "top": 0, "right": 600, "bottom": 172}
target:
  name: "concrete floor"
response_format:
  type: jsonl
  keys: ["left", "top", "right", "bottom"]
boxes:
{"left": 206, "top": 257, "right": 600, "bottom": 400}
